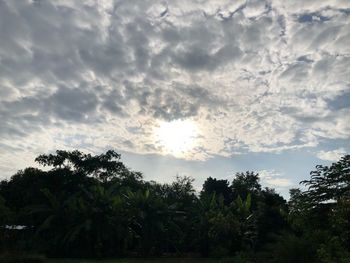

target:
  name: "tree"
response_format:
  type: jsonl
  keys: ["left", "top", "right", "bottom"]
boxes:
{"left": 231, "top": 171, "right": 261, "bottom": 200}
{"left": 195, "top": 193, "right": 232, "bottom": 257}
{"left": 255, "top": 188, "right": 288, "bottom": 248}
{"left": 67, "top": 184, "right": 131, "bottom": 257}
{"left": 35, "top": 150, "right": 136, "bottom": 182}
{"left": 26, "top": 188, "right": 74, "bottom": 256}
{"left": 195, "top": 192, "right": 256, "bottom": 257}
{"left": 2, "top": 148, "right": 349, "bottom": 260}
{"left": 28, "top": 184, "right": 131, "bottom": 257}
{"left": 233, "top": 193, "right": 257, "bottom": 250}
{"left": 150, "top": 176, "right": 197, "bottom": 253}
{"left": 201, "top": 177, "right": 232, "bottom": 204}
{"left": 286, "top": 155, "right": 350, "bottom": 262}
{"left": 125, "top": 189, "right": 174, "bottom": 256}
{"left": 301, "top": 155, "right": 350, "bottom": 204}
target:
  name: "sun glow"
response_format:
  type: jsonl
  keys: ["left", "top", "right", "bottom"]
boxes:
{"left": 155, "top": 119, "right": 198, "bottom": 155}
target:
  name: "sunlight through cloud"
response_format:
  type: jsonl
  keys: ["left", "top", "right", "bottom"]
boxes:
{"left": 154, "top": 119, "right": 198, "bottom": 157}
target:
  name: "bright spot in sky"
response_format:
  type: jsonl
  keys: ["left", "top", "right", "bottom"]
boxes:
{"left": 155, "top": 119, "right": 198, "bottom": 156}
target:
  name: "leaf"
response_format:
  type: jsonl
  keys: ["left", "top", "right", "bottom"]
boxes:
{"left": 245, "top": 193, "right": 252, "bottom": 211}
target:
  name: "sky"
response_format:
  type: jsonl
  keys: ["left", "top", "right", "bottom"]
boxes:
{"left": 0, "top": 0, "right": 350, "bottom": 197}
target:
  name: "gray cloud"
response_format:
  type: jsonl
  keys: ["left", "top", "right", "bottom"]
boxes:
{"left": 327, "top": 89, "right": 350, "bottom": 110}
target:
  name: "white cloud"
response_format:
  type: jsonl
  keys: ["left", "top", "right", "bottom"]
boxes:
{"left": 317, "top": 148, "right": 347, "bottom": 162}
{"left": 259, "top": 170, "right": 294, "bottom": 188}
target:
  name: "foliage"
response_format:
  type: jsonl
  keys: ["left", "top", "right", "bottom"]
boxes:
{"left": 258, "top": 232, "right": 318, "bottom": 263}
{"left": 231, "top": 172, "right": 261, "bottom": 200}
{"left": 301, "top": 155, "right": 350, "bottom": 204}
{"left": 0, "top": 150, "right": 349, "bottom": 261}
{"left": 201, "top": 177, "right": 232, "bottom": 204}
{"left": 35, "top": 150, "right": 134, "bottom": 182}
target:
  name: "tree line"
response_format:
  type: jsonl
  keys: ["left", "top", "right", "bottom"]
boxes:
{"left": 0, "top": 150, "right": 349, "bottom": 262}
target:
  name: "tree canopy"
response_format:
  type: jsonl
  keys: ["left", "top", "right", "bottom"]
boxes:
{"left": 0, "top": 150, "right": 349, "bottom": 262}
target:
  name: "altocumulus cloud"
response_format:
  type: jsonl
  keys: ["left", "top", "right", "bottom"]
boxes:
{"left": 0, "top": 0, "right": 350, "bottom": 177}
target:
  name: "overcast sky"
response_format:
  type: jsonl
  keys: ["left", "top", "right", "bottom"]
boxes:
{"left": 0, "top": 0, "right": 349, "bottom": 197}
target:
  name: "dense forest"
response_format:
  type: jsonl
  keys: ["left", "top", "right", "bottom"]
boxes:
{"left": 0, "top": 150, "right": 349, "bottom": 262}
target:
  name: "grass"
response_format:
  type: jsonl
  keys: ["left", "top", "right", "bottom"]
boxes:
{"left": 48, "top": 258, "right": 219, "bottom": 263}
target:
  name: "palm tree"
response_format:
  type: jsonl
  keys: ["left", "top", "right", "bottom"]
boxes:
{"left": 233, "top": 193, "right": 257, "bottom": 250}
{"left": 124, "top": 189, "right": 178, "bottom": 255}
{"left": 27, "top": 184, "right": 131, "bottom": 257}
{"left": 66, "top": 183, "right": 131, "bottom": 257}
{"left": 26, "top": 188, "right": 74, "bottom": 255}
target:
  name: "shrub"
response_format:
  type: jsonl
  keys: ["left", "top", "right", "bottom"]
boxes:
{"left": 316, "top": 236, "right": 350, "bottom": 263}
{"left": 258, "top": 232, "right": 317, "bottom": 263}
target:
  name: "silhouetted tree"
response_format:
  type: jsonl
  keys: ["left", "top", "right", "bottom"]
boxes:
{"left": 301, "top": 155, "right": 350, "bottom": 204}
{"left": 201, "top": 177, "right": 232, "bottom": 204}
{"left": 35, "top": 150, "right": 134, "bottom": 182}
{"left": 0, "top": 150, "right": 349, "bottom": 261}
{"left": 231, "top": 171, "right": 261, "bottom": 200}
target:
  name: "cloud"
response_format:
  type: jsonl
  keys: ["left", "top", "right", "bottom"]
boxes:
{"left": 259, "top": 170, "right": 294, "bottom": 188}
{"left": 0, "top": 0, "right": 350, "bottom": 178}
{"left": 317, "top": 148, "right": 347, "bottom": 162}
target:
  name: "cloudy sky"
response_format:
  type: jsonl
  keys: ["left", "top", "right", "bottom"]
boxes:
{"left": 0, "top": 0, "right": 349, "bottom": 197}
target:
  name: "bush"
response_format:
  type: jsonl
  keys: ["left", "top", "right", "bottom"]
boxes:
{"left": 316, "top": 236, "right": 350, "bottom": 263}
{"left": 258, "top": 232, "right": 317, "bottom": 263}
{"left": 0, "top": 253, "right": 46, "bottom": 263}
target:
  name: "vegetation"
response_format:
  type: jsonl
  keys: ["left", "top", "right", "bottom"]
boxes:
{"left": 47, "top": 258, "right": 217, "bottom": 263}
{"left": 0, "top": 150, "right": 349, "bottom": 262}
